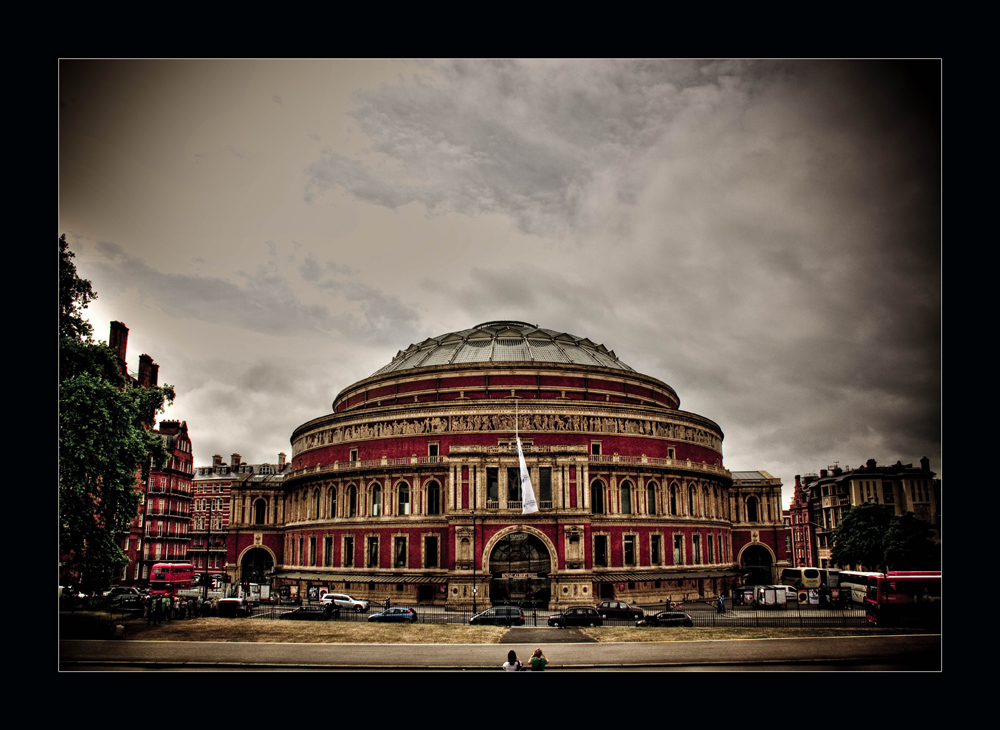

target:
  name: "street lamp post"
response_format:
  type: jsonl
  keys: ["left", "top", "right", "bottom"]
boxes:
{"left": 471, "top": 508, "right": 477, "bottom": 615}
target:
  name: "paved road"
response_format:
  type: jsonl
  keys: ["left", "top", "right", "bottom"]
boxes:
{"left": 59, "top": 632, "right": 940, "bottom": 671}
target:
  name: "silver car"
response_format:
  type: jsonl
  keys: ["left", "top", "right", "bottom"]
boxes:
{"left": 321, "top": 592, "right": 370, "bottom": 613}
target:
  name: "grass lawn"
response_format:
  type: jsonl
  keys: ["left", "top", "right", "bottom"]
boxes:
{"left": 60, "top": 610, "right": 925, "bottom": 644}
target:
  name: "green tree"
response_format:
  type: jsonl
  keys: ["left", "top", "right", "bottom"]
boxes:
{"left": 831, "top": 503, "right": 894, "bottom": 571}
{"left": 59, "top": 235, "right": 175, "bottom": 593}
{"left": 884, "top": 512, "right": 940, "bottom": 570}
{"left": 831, "top": 502, "right": 940, "bottom": 572}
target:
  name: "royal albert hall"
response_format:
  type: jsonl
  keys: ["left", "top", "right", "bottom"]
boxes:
{"left": 258, "top": 321, "right": 746, "bottom": 609}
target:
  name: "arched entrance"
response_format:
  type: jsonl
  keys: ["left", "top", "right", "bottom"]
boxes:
{"left": 240, "top": 547, "right": 274, "bottom": 584}
{"left": 488, "top": 532, "right": 552, "bottom": 607}
{"left": 740, "top": 545, "right": 774, "bottom": 586}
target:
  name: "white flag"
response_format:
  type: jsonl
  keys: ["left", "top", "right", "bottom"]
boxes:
{"left": 518, "top": 436, "right": 538, "bottom": 514}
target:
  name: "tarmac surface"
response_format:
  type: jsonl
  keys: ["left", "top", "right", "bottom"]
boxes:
{"left": 59, "top": 631, "right": 940, "bottom": 671}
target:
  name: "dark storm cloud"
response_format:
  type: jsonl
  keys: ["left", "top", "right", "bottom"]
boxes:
{"left": 302, "top": 59, "right": 737, "bottom": 235}
{"left": 88, "top": 241, "right": 421, "bottom": 345}
{"left": 450, "top": 267, "right": 620, "bottom": 339}
{"left": 172, "top": 353, "right": 341, "bottom": 463}
{"left": 319, "top": 60, "right": 940, "bottom": 488}
{"left": 64, "top": 59, "right": 938, "bottom": 490}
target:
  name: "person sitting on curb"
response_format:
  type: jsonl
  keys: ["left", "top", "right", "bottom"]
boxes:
{"left": 502, "top": 649, "right": 523, "bottom": 671}
{"left": 529, "top": 648, "right": 548, "bottom": 671}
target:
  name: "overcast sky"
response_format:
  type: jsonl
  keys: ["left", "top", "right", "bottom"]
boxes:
{"left": 59, "top": 59, "right": 941, "bottom": 508}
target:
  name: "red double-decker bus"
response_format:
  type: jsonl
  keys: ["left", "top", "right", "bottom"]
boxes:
{"left": 865, "top": 571, "right": 940, "bottom": 628}
{"left": 148, "top": 563, "right": 195, "bottom": 596}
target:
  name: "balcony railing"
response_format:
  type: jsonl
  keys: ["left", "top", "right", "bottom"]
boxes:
{"left": 481, "top": 499, "right": 554, "bottom": 511}
{"left": 146, "top": 508, "right": 190, "bottom": 518}
{"left": 588, "top": 454, "right": 730, "bottom": 476}
{"left": 290, "top": 450, "right": 729, "bottom": 480}
{"left": 292, "top": 455, "right": 447, "bottom": 479}
{"left": 147, "top": 485, "right": 191, "bottom": 497}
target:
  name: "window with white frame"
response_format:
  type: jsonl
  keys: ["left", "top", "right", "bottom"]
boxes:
{"left": 397, "top": 482, "right": 410, "bottom": 515}
{"left": 623, "top": 535, "right": 636, "bottom": 565}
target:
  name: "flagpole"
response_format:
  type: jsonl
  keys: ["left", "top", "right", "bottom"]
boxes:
{"left": 515, "top": 398, "right": 538, "bottom": 515}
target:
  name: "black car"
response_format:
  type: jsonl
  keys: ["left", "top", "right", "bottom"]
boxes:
{"left": 597, "top": 600, "right": 644, "bottom": 620}
{"left": 547, "top": 606, "right": 603, "bottom": 628}
{"left": 636, "top": 611, "right": 694, "bottom": 627}
{"left": 279, "top": 605, "right": 337, "bottom": 621}
{"left": 104, "top": 586, "right": 143, "bottom": 599}
{"left": 217, "top": 597, "right": 253, "bottom": 618}
{"left": 110, "top": 594, "right": 146, "bottom": 611}
{"left": 469, "top": 606, "right": 525, "bottom": 626}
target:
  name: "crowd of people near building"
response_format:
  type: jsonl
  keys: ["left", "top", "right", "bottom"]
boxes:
{"left": 143, "top": 594, "right": 219, "bottom": 624}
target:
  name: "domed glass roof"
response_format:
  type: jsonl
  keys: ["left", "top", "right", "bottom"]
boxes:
{"left": 371, "top": 321, "right": 635, "bottom": 376}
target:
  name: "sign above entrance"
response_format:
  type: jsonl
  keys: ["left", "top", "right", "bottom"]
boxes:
{"left": 502, "top": 573, "right": 539, "bottom": 579}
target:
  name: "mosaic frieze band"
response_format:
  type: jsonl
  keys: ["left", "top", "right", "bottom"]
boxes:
{"left": 294, "top": 407, "right": 722, "bottom": 454}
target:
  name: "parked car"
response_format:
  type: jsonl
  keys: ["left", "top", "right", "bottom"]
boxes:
{"left": 636, "top": 611, "right": 694, "bottom": 627}
{"left": 321, "top": 592, "right": 370, "bottom": 613}
{"left": 279, "top": 605, "right": 336, "bottom": 621}
{"left": 547, "top": 606, "right": 603, "bottom": 628}
{"left": 597, "top": 600, "right": 644, "bottom": 620}
{"left": 109, "top": 594, "right": 146, "bottom": 611}
{"left": 367, "top": 607, "right": 418, "bottom": 623}
{"left": 217, "top": 597, "right": 253, "bottom": 618}
{"left": 103, "top": 586, "right": 143, "bottom": 599}
{"left": 469, "top": 606, "right": 525, "bottom": 626}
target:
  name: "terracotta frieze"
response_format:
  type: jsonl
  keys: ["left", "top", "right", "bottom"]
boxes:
{"left": 293, "top": 407, "right": 722, "bottom": 455}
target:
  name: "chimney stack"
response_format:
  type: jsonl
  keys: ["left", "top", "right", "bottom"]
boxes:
{"left": 213, "top": 454, "right": 223, "bottom": 469}
{"left": 138, "top": 354, "right": 157, "bottom": 387}
{"left": 278, "top": 452, "right": 286, "bottom": 469}
{"left": 920, "top": 456, "right": 930, "bottom": 472}
{"left": 109, "top": 321, "right": 129, "bottom": 376}
{"left": 231, "top": 453, "right": 241, "bottom": 468}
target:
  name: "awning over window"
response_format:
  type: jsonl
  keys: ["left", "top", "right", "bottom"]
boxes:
{"left": 275, "top": 571, "right": 449, "bottom": 584}
{"left": 595, "top": 569, "right": 741, "bottom": 582}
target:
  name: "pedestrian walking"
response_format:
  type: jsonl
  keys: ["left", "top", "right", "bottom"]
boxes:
{"left": 717, "top": 595, "right": 725, "bottom": 614}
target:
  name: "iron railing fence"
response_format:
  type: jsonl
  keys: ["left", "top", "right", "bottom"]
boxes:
{"left": 63, "top": 594, "right": 869, "bottom": 629}
{"left": 244, "top": 600, "right": 869, "bottom": 628}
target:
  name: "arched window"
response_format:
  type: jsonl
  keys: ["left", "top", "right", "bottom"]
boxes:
{"left": 591, "top": 480, "right": 605, "bottom": 514}
{"left": 712, "top": 486, "right": 718, "bottom": 518}
{"left": 670, "top": 483, "right": 678, "bottom": 515}
{"left": 314, "top": 489, "right": 320, "bottom": 519}
{"left": 398, "top": 482, "right": 411, "bottom": 515}
{"left": 647, "top": 482, "right": 657, "bottom": 515}
{"left": 746, "top": 495, "right": 759, "bottom": 522}
{"left": 254, "top": 499, "right": 267, "bottom": 525}
{"left": 371, "top": 483, "right": 382, "bottom": 516}
{"left": 329, "top": 487, "right": 337, "bottom": 519}
{"left": 620, "top": 480, "right": 633, "bottom": 515}
{"left": 427, "top": 481, "right": 441, "bottom": 515}
{"left": 703, "top": 486, "right": 710, "bottom": 519}
{"left": 348, "top": 484, "right": 357, "bottom": 517}
{"left": 689, "top": 485, "right": 698, "bottom": 516}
